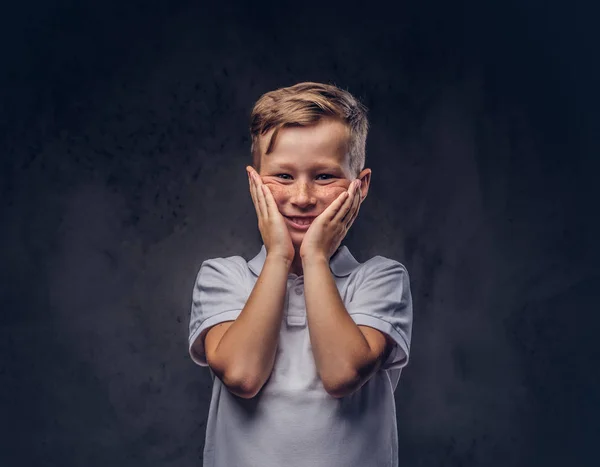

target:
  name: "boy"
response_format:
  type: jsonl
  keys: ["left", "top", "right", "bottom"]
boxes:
{"left": 188, "top": 82, "right": 413, "bottom": 467}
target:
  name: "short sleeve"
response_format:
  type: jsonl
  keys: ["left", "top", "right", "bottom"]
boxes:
{"left": 347, "top": 258, "right": 413, "bottom": 371}
{"left": 188, "top": 258, "right": 249, "bottom": 366}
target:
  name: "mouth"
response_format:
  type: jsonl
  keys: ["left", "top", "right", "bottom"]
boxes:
{"left": 285, "top": 216, "right": 315, "bottom": 231}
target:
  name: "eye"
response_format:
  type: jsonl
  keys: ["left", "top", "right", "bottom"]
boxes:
{"left": 274, "top": 174, "right": 335, "bottom": 180}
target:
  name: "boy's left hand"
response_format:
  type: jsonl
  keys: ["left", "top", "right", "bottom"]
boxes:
{"left": 300, "top": 179, "right": 362, "bottom": 261}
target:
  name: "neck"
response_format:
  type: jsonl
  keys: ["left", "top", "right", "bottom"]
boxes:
{"left": 289, "top": 245, "right": 341, "bottom": 276}
{"left": 290, "top": 252, "right": 303, "bottom": 277}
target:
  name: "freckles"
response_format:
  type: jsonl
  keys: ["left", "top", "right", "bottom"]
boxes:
{"left": 322, "top": 185, "right": 347, "bottom": 199}
{"left": 327, "top": 185, "right": 347, "bottom": 195}
{"left": 265, "top": 183, "right": 346, "bottom": 204}
{"left": 264, "top": 184, "right": 286, "bottom": 210}
{"left": 314, "top": 187, "right": 345, "bottom": 208}
{"left": 264, "top": 183, "right": 285, "bottom": 197}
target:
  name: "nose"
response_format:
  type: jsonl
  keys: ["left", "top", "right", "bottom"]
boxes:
{"left": 289, "top": 182, "right": 317, "bottom": 208}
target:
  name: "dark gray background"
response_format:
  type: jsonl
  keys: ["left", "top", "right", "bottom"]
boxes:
{"left": 1, "top": 1, "right": 598, "bottom": 466}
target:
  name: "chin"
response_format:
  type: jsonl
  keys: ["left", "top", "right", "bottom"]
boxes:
{"left": 290, "top": 232, "right": 304, "bottom": 245}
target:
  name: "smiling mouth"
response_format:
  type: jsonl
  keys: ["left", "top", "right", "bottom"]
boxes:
{"left": 287, "top": 217, "right": 313, "bottom": 225}
{"left": 285, "top": 216, "right": 315, "bottom": 228}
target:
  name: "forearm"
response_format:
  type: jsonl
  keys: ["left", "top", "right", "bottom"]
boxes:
{"left": 215, "top": 253, "right": 290, "bottom": 394}
{"left": 302, "top": 255, "right": 372, "bottom": 392}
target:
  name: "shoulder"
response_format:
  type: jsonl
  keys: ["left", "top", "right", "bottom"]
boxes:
{"left": 201, "top": 254, "right": 249, "bottom": 270}
{"left": 195, "top": 254, "right": 253, "bottom": 286}
{"left": 358, "top": 254, "right": 410, "bottom": 280}
{"left": 342, "top": 255, "right": 411, "bottom": 299}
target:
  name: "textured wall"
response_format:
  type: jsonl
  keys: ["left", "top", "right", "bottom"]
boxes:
{"left": 1, "top": 1, "right": 598, "bottom": 466}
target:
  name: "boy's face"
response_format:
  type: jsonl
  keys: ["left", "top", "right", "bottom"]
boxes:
{"left": 256, "top": 117, "right": 371, "bottom": 249}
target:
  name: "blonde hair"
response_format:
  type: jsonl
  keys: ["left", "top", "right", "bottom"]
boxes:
{"left": 250, "top": 82, "right": 369, "bottom": 177}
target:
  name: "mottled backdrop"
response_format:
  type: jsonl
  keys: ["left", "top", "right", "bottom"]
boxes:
{"left": 1, "top": 1, "right": 598, "bottom": 466}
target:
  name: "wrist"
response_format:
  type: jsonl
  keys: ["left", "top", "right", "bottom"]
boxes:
{"left": 300, "top": 252, "right": 329, "bottom": 267}
{"left": 265, "top": 252, "right": 293, "bottom": 270}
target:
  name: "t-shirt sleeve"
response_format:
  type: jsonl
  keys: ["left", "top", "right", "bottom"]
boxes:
{"left": 188, "top": 258, "right": 249, "bottom": 367}
{"left": 346, "top": 258, "right": 413, "bottom": 371}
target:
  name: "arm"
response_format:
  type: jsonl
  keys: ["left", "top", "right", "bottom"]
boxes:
{"left": 302, "top": 255, "right": 395, "bottom": 398}
{"left": 204, "top": 254, "right": 291, "bottom": 399}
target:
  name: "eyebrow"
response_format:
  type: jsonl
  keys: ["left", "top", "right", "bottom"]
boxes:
{"left": 271, "top": 163, "right": 342, "bottom": 171}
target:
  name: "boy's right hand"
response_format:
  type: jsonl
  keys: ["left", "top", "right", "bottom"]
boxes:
{"left": 247, "top": 166, "right": 295, "bottom": 264}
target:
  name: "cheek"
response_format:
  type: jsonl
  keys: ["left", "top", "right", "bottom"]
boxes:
{"left": 322, "top": 186, "right": 348, "bottom": 204}
{"left": 263, "top": 183, "right": 286, "bottom": 210}
{"left": 264, "top": 183, "right": 348, "bottom": 207}
{"left": 267, "top": 184, "right": 347, "bottom": 196}
{"left": 264, "top": 183, "right": 286, "bottom": 201}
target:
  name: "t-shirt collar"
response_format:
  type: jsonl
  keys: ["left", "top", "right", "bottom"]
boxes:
{"left": 248, "top": 244, "right": 360, "bottom": 278}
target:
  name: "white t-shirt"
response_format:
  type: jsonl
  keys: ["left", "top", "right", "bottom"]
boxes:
{"left": 188, "top": 244, "right": 413, "bottom": 467}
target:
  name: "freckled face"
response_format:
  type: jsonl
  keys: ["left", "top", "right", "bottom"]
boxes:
{"left": 256, "top": 117, "right": 360, "bottom": 248}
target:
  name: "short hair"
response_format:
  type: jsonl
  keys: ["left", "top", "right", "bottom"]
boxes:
{"left": 249, "top": 82, "right": 369, "bottom": 177}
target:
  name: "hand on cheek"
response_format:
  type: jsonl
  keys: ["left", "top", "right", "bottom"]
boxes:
{"left": 300, "top": 179, "right": 362, "bottom": 260}
{"left": 247, "top": 167, "right": 295, "bottom": 262}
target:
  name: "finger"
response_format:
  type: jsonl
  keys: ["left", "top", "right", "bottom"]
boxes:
{"left": 336, "top": 182, "right": 357, "bottom": 224}
{"left": 343, "top": 181, "right": 361, "bottom": 225}
{"left": 248, "top": 169, "right": 262, "bottom": 220}
{"left": 348, "top": 184, "right": 362, "bottom": 222}
{"left": 254, "top": 172, "right": 270, "bottom": 220}
{"left": 325, "top": 191, "right": 350, "bottom": 222}
{"left": 346, "top": 189, "right": 361, "bottom": 229}
{"left": 260, "top": 183, "right": 279, "bottom": 219}
{"left": 248, "top": 169, "right": 265, "bottom": 219}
